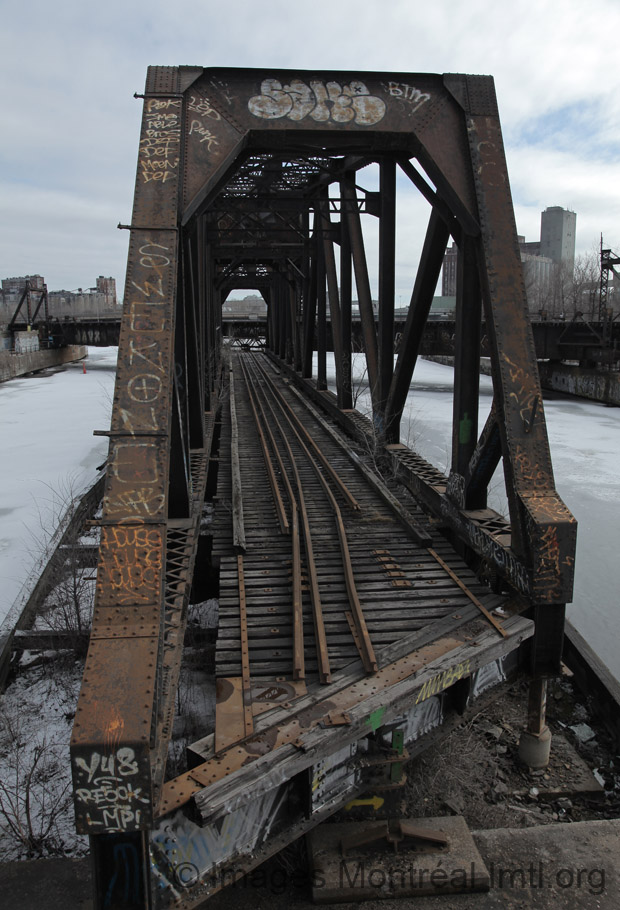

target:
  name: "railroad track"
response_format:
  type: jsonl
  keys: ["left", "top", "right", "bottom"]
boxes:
{"left": 213, "top": 351, "right": 506, "bottom": 701}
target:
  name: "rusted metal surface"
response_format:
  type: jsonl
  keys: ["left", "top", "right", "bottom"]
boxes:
{"left": 238, "top": 355, "right": 306, "bottom": 678}
{"left": 70, "top": 66, "right": 577, "bottom": 908}
{"left": 239, "top": 355, "right": 289, "bottom": 532}
{"left": 246, "top": 353, "right": 376, "bottom": 674}
{"left": 236, "top": 554, "right": 253, "bottom": 737}
{"left": 71, "top": 67, "right": 183, "bottom": 837}
{"left": 427, "top": 547, "right": 507, "bottom": 638}
{"left": 244, "top": 357, "right": 331, "bottom": 684}
{"left": 228, "top": 368, "right": 245, "bottom": 552}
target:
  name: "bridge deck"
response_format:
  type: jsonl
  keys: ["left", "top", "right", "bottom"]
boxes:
{"left": 154, "top": 354, "right": 532, "bottom": 888}
{"left": 156, "top": 353, "right": 532, "bottom": 823}
{"left": 214, "top": 352, "right": 505, "bottom": 682}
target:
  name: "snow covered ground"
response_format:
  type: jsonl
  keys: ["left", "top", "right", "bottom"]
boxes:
{"left": 0, "top": 347, "right": 117, "bottom": 626}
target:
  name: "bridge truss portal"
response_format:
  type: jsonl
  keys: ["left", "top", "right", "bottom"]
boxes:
{"left": 70, "top": 67, "right": 576, "bottom": 908}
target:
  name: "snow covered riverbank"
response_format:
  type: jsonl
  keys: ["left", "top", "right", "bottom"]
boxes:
{"left": 0, "top": 348, "right": 117, "bottom": 625}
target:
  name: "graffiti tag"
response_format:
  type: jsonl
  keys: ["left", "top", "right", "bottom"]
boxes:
{"left": 249, "top": 78, "right": 386, "bottom": 125}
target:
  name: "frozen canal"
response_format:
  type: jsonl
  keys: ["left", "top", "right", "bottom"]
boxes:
{"left": 0, "top": 348, "right": 618, "bottom": 682}
{"left": 0, "top": 348, "right": 117, "bottom": 626}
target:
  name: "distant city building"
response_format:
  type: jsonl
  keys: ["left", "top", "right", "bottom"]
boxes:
{"left": 441, "top": 242, "right": 458, "bottom": 297}
{"left": 223, "top": 294, "right": 267, "bottom": 317}
{"left": 441, "top": 208, "right": 577, "bottom": 314}
{"left": 1, "top": 274, "right": 119, "bottom": 324}
{"left": 540, "top": 206, "right": 576, "bottom": 273}
{"left": 1, "top": 275, "right": 45, "bottom": 295}
{"left": 96, "top": 276, "right": 117, "bottom": 307}
{"left": 519, "top": 239, "right": 542, "bottom": 257}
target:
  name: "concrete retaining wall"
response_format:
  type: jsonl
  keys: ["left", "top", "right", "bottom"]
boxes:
{"left": 0, "top": 345, "right": 87, "bottom": 382}
{"left": 538, "top": 361, "right": 620, "bottom": 406}
{"left": 423, "top": 356, "right": 620, "bottom": 406}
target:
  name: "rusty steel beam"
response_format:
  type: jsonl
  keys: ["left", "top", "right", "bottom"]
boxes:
{"left": 464, "top": 400, "right": 502, "bottom": 511}
{"left": 316, "top": 211, "right": 328, "bottom": 390}
{"left": 320, "top": 198, "right": 345, "bottom": 402}
{"left": 339, "top": 188, "right": 353, "bottom": 409}
{"left": 377, "top": 158, "right": 396, "bottom": 440}
{"left": 385, "top": 207, "right": 450, "bottom": 440}
{"left": 450, "top": 234, "right": 482, "bottom": 489}
{"left": 342, "top": 177, "right": 379, "bottom": 410}
{"left": 71, "top": 66, "right": 183, "bottom": 839}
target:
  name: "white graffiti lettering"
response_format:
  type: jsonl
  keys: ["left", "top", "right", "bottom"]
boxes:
{"left": 189, "top": 119, "right": 219, "bottom": 149}
{"left": 131, "top": 277, "right": 165, "bottom": 298}
{"left": 140, "top": 102, "right": 181, "bottom": 184}
{"left": 129, "top": 338, "right": 165, "bottom": 373}
{"left": 106, "top": 487, "right": 166, "bottom": 518}
{"left": 127, "top": 373, "right": 163, "bottom": 403}
{"left": 386, "top": 81, "right": 431, "bottom": 112}
{"left": 129, "top": 302, "right": 166, "bottom": 334}
{"left": 74, "top": 747, "right": 148, "bottom": 831}
{"left": 119, "top": 406, "right": 158, "bottom": 435}
{"left": 138, "top": 242, "right": 171, "bottom": 270}
{"left": 112, "top": 442, "right": 160, "bottom": 485}
{"left": 249, "top": 78, "right": 386, "bottom": 125}
{"left": 188, "top": 95, "right": 221, "bottom": 120}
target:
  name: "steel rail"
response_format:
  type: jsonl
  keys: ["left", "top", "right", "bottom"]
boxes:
{"left": 237, "top": 553, "right": 254, "bottom": 735}
{"left": 237, "top": 355, "right": 289, "bottom": 534}
{"left": 426, "top": 547, "right": 508, "bottom": 638}
{"left": 229, "top": 367, "right": 246, "bottom": 552}
{"left": 238, "top": 356, "right": 305, "bottom": 680}
{"left": 285, "top": 381, "right": 432, "bottom": 546}
{"left": 243, "top": 353, "right": 331, "bottom": 683}
{"left": 252, "top": 359, "right": 361, "bottom": 512}
{"left": 247, "top": 354, "right": 377, "bottom": 674}
{"left": 281, "top": 363, "right": 507, "bottom": 639}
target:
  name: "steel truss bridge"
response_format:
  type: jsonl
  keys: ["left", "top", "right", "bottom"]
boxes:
{"left": 25, "top": 310, "right": 620, "bottom": 367}
{"left": 69, "top": 67, "right": 576, "bottom": 908}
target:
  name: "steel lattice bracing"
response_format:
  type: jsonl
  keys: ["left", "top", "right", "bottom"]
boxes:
{"left": 70, "top": 67, "right": 576, "bottom": 908}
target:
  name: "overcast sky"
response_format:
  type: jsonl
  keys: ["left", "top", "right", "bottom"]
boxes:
{"left": 2, "top": 0, "right": 620, "bottom": 300}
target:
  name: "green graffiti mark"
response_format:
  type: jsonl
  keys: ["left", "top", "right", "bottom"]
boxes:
{"left": 459, "top": 412, "right": 473, "bottom": 445}
{"left": 366, "top": 706, "right": 385, "bottom": 732}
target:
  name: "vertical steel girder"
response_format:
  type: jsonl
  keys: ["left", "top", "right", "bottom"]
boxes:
{"left": 339, "top": 188, "right": 353, "bottom": 409}
{"left": 316, "top": 221, "right": 327, "bottom": 390}
{"left": 377, "top": 159, "right": 396, "bottom": 440}
{"left": 70, "top": 66, "right": 576, "bottom": 909}
{"left": 385, "top": 207, "right": 451, "bottom": 439}
{"left": 342, "top": 178, "right": 379, "bottom": 410}
{"left": 451, "top": 234, "right": 482, "bottom": 486}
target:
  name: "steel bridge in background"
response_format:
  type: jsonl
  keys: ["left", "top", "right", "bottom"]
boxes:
{"left": 17, "top": 310, "right": 620, "bottom": 366}
{"left": 68, "top": 67, "right": 576, "bottom": 908}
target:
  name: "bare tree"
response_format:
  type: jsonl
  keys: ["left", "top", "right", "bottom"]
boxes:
{"left": 564, "top": 249, "right": 600, "bottom": 319}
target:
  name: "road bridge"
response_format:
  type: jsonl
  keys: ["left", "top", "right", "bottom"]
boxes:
{"left": 69, "top": 66, "right": 576, "bottom": 908}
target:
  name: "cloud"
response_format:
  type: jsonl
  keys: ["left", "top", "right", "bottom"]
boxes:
{"left": 2, "top": 0, "right": 619, "bottom": 291}
{"left": 507, "top": 143, "right": 620, "bottom": 252}
{"left": 0, "top": 183, "right": 128, "bottom": 291}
